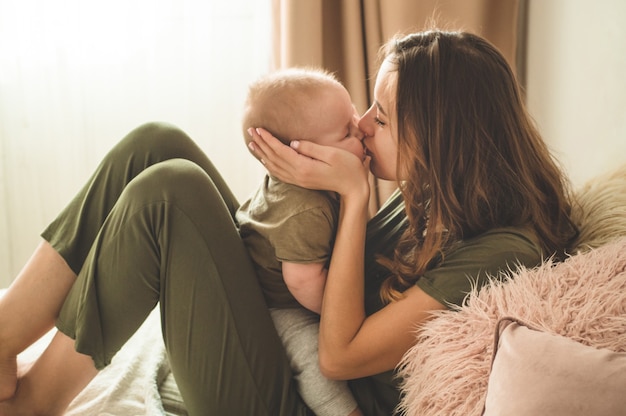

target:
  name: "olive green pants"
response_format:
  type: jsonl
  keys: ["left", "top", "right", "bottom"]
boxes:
{"left": 42, "top": 122, "right": 404, "bottom": 415}
{"left": 43, "top": 123, "right": 309, "bottom": 415}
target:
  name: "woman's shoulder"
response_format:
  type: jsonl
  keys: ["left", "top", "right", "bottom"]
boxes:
{"left": 468, "top": 226, "right": 542, "bottom": 256}
{"left": 416, "top": 226, "right": 543, "bottom": 308}
{"left": 445, "top": 226, "right": 543, "bottom": 274}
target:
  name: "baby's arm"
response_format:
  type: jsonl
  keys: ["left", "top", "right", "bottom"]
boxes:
{"left": 282, "top": 262, "right": 328, "bottom": 314}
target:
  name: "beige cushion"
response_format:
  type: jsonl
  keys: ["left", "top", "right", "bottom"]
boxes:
{"left": 571, "top": 163, "right": 626, "bottom": 251}
{"left": 483, "top": 318, "right": 626, "bottom": 416}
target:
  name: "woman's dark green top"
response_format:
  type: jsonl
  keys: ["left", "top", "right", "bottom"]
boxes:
{"left": 352, "top": 189, "right": 542, "bottom": 414}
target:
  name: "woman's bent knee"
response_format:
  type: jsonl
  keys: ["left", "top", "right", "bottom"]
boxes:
{"left": 112, "top": 122, "right": 199, "bottom": 163}
{"left": 123, "top": 159, "right": 216, "bottom": 206}
{"left": 126, "top": 122, "right": 190, "bottom": 144}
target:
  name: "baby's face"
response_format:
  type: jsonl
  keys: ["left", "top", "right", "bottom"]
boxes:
{"left": 305, "top": 85, "right": 365, "bottom": 160}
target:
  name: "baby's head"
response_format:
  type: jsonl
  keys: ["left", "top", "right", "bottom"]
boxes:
{"left": 242, "top": 67, "right": 364, "bottom": 161}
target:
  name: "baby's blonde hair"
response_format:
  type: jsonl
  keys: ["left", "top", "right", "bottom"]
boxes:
{"left": 242, "top": 67, "right": 343, "bottom": 159}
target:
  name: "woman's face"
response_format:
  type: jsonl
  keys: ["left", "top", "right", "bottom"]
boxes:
{"left": 359, "top": 59, "right": 399, "bottom": 181}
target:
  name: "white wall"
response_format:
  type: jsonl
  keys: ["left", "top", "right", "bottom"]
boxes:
{"left": 0, "top": 1, "right": 270, "bottom": 288}
{"left": 526, "top": 0, "right": 626, "bottom": 188}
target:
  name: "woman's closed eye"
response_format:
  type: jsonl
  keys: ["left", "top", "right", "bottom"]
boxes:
{"left": 375, "top": 117, "right": 386, "bottom": 127}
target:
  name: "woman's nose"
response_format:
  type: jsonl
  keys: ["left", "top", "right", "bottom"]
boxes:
{"left": 357, "top": 115, "right": 371, "bottom": 138}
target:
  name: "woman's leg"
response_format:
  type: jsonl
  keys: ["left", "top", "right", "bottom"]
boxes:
{"left": 0, "top": 122, "right": 240, "bottom": 402}
{"left": 6, "top": 159, "right": 308, "bottom": 415}
{"left": 0, "top": 242, "right": 76, "bottom": 401}
{"left": 43, "top": 122, "right": 240, "bottom": 276}
{"left": 0, "top": 331, "right": 98, "bottom": 415}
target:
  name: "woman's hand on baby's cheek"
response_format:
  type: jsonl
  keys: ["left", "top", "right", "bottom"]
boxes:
{"left": 290, "top": 139, "right": 371, "bottom": 198}
{"left": 248, "top": 127, "right": 307, "bottom": 183}
{"left": 248, "top": 128, "right": 370, "bottom": 198}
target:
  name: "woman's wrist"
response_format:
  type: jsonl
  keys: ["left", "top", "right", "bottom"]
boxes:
{"left": 337, "top": 188, "right": 370, "bottom": 238}
{"left": 340, "top": 183, "right": 370, "bottom": 210}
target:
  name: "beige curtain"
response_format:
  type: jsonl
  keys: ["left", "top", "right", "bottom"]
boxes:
{"left": 272, "top": 0, "right": 522, "bottom": 213}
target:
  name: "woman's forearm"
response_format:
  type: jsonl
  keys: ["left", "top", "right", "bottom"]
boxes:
{"left": 318, "top": 189, "right": 369, "bottom": 378}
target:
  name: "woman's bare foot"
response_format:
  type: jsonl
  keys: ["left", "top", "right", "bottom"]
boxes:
{"left": 0, "top": 354, "right": 17, "bottom": 401}
{"left": 0, "top": 331, "right": 99, "bottom": 416}
{"left": 0, "top": 240, "right": 78, "bottom": 404}
{"left": 0, "top": 399, "right": 31, "bottom": 416}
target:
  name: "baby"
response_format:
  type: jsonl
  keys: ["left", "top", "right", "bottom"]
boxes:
{"left": 236, "top": 67, "right": 364, "bottom": 416}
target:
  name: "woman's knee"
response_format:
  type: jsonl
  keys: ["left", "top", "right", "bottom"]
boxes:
{"left": 112, "top": 122, "right": 201, "bottom": 163}
{"left": 124, "top": 159, "right": 219, "bottom": 207}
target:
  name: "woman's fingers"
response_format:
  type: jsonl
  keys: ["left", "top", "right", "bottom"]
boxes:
{"left": 288, "top": 140, "right": 332, "bottom": 164}
{"left": 251, "top": 128, "right": 328, "bottom": 165}
{"left": 248, "top": 128, "right": 303, "bottom": 182}
{"left": 247, "top": 128, "right": 270, "bottom": 164}
{"left": 249, "top": 128, "right": 334, "bottom": 189}
{"left": 248, "top": 127, "right": 371, "bottom": 196}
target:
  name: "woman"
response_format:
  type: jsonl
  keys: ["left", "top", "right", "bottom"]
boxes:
{"left": 0, "top": 30, "right": 576, "bottom": 415}
{"left": 249, "top": 28, "right": 577, "bottom": 401}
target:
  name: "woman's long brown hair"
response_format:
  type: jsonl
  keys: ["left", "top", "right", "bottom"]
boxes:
{"left": 378, "top": 31, "right": 578, "bottom": 303}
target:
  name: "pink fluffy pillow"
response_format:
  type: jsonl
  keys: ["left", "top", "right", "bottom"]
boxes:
{"left": 396, "top": 237, "right": 626, "bottom": 416}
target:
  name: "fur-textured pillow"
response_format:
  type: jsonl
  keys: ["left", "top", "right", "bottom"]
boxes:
{"left": 396, "top": 236, "right": 626, "bottom": 416}
{"left": 570, "top": 163, "right": 626, "bottom": 251}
